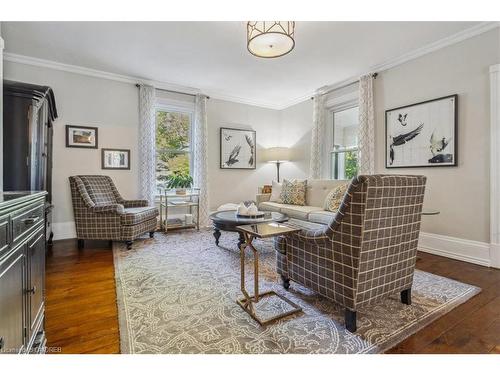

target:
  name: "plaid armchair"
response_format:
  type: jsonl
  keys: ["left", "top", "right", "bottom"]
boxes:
{"left": 69, "top": 175, "right": 158, "bottom": 249}
{"left": 275, "top": 175, "right": 426, "bottom": 332}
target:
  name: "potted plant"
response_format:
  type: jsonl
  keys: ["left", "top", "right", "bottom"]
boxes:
{"left": 166, "top": 172, "right": 193, "bottom": 195}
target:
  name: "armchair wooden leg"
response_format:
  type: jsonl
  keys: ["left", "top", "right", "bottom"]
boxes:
{"left": 77, "top": 239, "right": 84, "bottom": 250}
{"left": 401, "top": 288, "right": 412, "bottom": 305}
{"left": 149, "top": 231, "right": 155, "bottom": 238}
{"left": 281, "top": 275, "right": 290, "bottom": 290}
{"left": 126, "top": 241, "right": 133, "bottom": 250}
{"left": 345, "top": 309, "right": 357, "bottom": 333}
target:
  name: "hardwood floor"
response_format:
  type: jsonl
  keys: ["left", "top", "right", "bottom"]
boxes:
{"left": 46, "top": 239, "right": 120, "bottom": 354}
{"left": 46, "top": 239, "right": 500, "bottom": 354}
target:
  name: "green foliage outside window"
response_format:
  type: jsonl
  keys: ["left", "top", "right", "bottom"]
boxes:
{"left": 156, "top": 110, "right": 191, "bottom": 187}
{"left": 344, "top": 151, "right": 358, "bottom": 179}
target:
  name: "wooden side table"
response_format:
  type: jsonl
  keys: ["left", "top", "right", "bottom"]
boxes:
{"left": 236, "top": 222, "right": 302, "bottom": 326}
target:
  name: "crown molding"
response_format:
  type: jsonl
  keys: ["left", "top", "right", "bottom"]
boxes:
{"left": 278, "top": 21, "right": 500, "bottom": 110}
{"left": 4, "top": 21, "right": 499, "bottom": 111}
{"left": 3, "top": 52, "right": 202, "bottom": 95}
{"left": 204, "top": 90, "right": 283, "bottom": 110}
{"left": 372, "top": 21, "right": 500, "bottom": 73}
{"left": 3, "top": 51, "right": 284, "bottom": 110}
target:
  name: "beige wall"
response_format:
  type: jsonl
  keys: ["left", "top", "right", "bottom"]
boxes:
{"left": 278, "top": 99, "right": 313, "bottom": 181}
{"left": 3, "top": 28, "right": 498, "bottom": 242}
{"left": 3, "top": 62, "right": 140, "bottom": 237}
{"left": 207, "top": 99, "right": 281, "bottom": 209}
{"left": 2, "top": 61, "right": 290, "bottom": 236}
{"left": 374, "top": 29, "right": 499, "bottom": 242}
{"left": 279, "top": 28, "right": 500, "bottom": 243}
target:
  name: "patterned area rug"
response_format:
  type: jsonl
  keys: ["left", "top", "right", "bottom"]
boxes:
{"left": 113, "top": 230, "right": 480, "bottom": 354}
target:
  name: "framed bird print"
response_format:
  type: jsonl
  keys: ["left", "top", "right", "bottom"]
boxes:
{"left": 220, "top": 127, "right": 256, "bottom": 169}
{"left": 385, "top": 94, "right": 457, "bottom": 168}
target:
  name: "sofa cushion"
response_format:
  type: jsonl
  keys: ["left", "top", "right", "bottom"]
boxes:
{"left": 259, "top": 201, "right": 283, "bottom": 213}
{"left": 287, "top": 218, "right": 327, "bottom": 231}
{"left": 280, "top": 205, "right": 323, "bottom": 220}
{"left": 324, "top": 183, "right": 349, "bottom": 212}
{"left": 280, "top": 179, "right": 307, "bottom": 205}
{"left": 308, "top": 210, "right": 336, "bottom": 225}
{"left": 121, "top": 206, "right": 158, "bottom": 226}
{"left": 306, "top": 179, "right": 350, "bottom": 208}
{"left": 269, "top": 180, "right": 282, "bottom": 203}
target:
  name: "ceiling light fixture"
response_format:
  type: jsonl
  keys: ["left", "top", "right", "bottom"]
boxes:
{"left": 247, "top": 21, "right": 295, "bottom": 58}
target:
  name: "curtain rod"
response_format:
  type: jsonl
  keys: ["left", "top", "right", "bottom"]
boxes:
{"left": 135, "top": 84, "right": 209, "bottom": 99}
{"left": 311, "top": 72, "right": 378, "bottom": 100}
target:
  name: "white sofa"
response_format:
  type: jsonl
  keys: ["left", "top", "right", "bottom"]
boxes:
{"left": 256, "top": 179, "right": 349, "bottom": 227}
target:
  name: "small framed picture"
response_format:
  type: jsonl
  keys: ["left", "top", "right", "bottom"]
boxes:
{"left": 102, "top": 148, "right": 131, "bottom": 170}
{"left": 66, "top": 125, "right": 98, "bottom": 149}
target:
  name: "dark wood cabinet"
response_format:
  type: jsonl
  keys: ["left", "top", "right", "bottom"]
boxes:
{"left": 0, "top": 245, "right": 26, "bottom": 354}
{"left": 27, "top": 228, "right": 45, "bottom": 344}
{"left": 2, "top": 80, "right": 57, "bottom": 246}
{"left": 0, "top": 192, "right": 47, "bottom": 354}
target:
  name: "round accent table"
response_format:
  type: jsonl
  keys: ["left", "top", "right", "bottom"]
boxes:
{"left": 209, "top": 210, "right": 289, "bottom": 249}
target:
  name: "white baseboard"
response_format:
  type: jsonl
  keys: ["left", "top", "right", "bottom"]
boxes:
{"left": 490, "top": 243, "right": 500, "bottom": 269}
{"left": 52, "top": 221, "right": 76, "bottom": 240}
{"left": 418, "top": 232, "right": 491, "bottom": 267}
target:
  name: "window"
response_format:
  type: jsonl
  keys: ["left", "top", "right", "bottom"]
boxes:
{"left": 330, "top": 106, "right": 359, "bottom": 180}
{"left": 155, "top": 107, "right": 192, "bottom": 189}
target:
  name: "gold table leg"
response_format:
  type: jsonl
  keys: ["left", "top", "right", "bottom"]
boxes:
{"left": 237, "top": 232, "right": 302, "bottom": 326}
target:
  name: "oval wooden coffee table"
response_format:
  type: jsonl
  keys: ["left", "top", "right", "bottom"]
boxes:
{"left": 209, "top": 210, "right": 289, "bottom": 249}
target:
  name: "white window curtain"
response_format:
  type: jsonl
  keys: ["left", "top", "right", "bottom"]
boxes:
{"left": 358, "top": 74, "right": 375, "bottom": 175}
{"left": 309, "top": 92, "right": 326, "bottom": 179}
{"left": 138, "top": 84, "right": 157, "bottom": 205}
{"left": 193, "top": 94, "right": 210, "bottom": 227}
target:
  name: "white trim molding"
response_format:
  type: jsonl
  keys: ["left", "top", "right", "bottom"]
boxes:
{"left": 282, "top": 22, "right": 500, "bottom": 110}
{"left": 3, "top": 52, "right": 202, "bottom": 96}
{"left": 3, "top": 52, "right": 281, "bottom": 110}
{"left": 490, "top": 64, "right": 500, "bottom": 269}
{"left": 418, "top": 232, "right": 491, "bottom": 267}
{"left": 3, "top": 22, "right": 499, "bottom": 111}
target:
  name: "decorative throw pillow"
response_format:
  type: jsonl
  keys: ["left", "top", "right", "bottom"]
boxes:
{"left": 280, "top": 179, "right": 307, "bottom": 206}
{"left": 269, "top": 180, "right": 283, "bottom": 203}
{"left": 324, "top": 183, "right": 349, "bottom": 212}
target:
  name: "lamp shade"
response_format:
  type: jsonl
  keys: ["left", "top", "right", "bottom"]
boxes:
{"left": 265, "top": 147, "right": 291, "bottom": 162}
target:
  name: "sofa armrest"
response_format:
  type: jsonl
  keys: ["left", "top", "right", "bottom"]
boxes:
{"left": 122, "top": 199, "right": 149, "bottom": 208}
{"left": 256, "top": 193, "right": 271, "bottom": 208}
{"left": 91, "top": 204, "right": 124, "bottom": 215}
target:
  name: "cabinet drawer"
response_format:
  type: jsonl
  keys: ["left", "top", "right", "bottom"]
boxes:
{"left": 11, "top": 203, "right": 44, "bottom": 243}
{"left": 0, "top": 215, "right": 10, "bottom": 259}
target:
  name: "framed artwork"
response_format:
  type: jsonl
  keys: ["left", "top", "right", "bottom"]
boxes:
{"left": 220, "top": 127, "right": 256, "bottom": 169}
{"left": 385, "top": 94, "right": 457, "bottom": 168}
{"left": 101, "top": 148, "right": 131, "bottom": 170}
{"left": 66, "top": 125, "right": 98, "bottom": 149}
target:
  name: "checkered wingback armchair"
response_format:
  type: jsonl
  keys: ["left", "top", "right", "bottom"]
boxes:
{"left": 69, "top": 175, "right": 158, "bottom": 249}
{"left": 276, "top": 175, "right": 426, "bottom": 332}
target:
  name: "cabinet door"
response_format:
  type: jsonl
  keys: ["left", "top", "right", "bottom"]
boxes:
{"left": 0, "top": 246, "right": 26, "bottom": 354}
{"left": 27, "top": 228, "right": 45, "bottom": 337}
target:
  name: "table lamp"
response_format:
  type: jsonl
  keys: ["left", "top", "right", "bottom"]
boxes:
{"left": 265, "top": 147, "right": 290, "bottom": 182}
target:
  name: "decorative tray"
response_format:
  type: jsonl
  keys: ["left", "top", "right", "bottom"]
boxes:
{"left": 236, "top": 211, "right": 266, "bottom": 218}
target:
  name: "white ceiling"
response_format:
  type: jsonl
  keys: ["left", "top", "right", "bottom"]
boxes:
{"left": 1, "top": 21, "right": 487, "bottom": 109}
